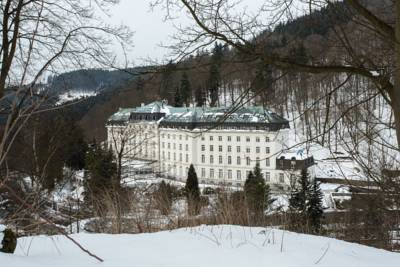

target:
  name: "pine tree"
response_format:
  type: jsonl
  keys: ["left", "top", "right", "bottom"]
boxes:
{"left": 174, "top": 87, "right": 183, "bottom": 107}
{"left": 194, "top": 86, "right": 205, "bottom": 107}
{"left": 185, "top": 164, "right": 200, "bottom": 215}
{"left": 208, "top": 64, "right": 220, "bottom": 107}
{"left": 308, "top": 179, "right": 324, "bottom": 234}
{"left": 288, "top": 168, "right": 311, "bottom": 232}
{"left": 208, "top": 43, "right": 223, "bottom": 107}
{"left": 244, "top": 163, "right": 270, "bottom": 222}
{"left": 160, "top": 60, "right": 175, "bottom": 99}
{"left": 289, "top": 169, "right": 323, "bottom": 234}
{"left": 180, "top": 72, "right": 191, "bottom": 105}
{"left": 84, "top": 143, "right": 118, "bottom": 203}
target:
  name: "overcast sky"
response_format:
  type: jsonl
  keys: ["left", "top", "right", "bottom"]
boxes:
{"left": 107, "top": 0, "right": 271, "bottom": 66}
{"left": 107, "top": 0, "right": 178, "bottom": 65}
{"left": 106, "top": 0, "right": 308, "bottom": 66}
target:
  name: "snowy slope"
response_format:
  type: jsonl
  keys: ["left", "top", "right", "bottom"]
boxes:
{"left": 1, "top": 225, "right": 399, "bottom": 267}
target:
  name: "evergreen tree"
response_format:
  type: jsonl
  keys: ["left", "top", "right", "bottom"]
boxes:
{"left": 308, "top": 179, "right": 324, "bottom": 234}
{"left": 244, "top": 163, "right": 270, "bottom": 221}
{"left": 208, "top": 43, "right": 223, "bottom": 107}
{"left": 160, "top": 60, "right": 176, "bottom": 99}
{"left": 208, "top": 64, "right": 220, "bottom": 106}
{"left": 289, "top": 169, "right": 310, "bottom": 214}
{"left": 135, "top": 76, "right": 145, "bottom": 91}
{"left": 185, "top": 164, "right": 200, "bottom": 215}
{"left": 180, "top": 72, "right": 191, "bottom": 105}
{"left": 84, "top": 142, "right": 118, "bottom": 203}
{"left": 194, "top": 86, "right": 205, "bottom": 107}
{"left": 64, "top": 122, "right": 88, "bottom": 170}
{"left": 174, "top": 87, "right": 183, "bottom": 107}
{"left": 289, "top": 169, "right": 323, "bottom": 233}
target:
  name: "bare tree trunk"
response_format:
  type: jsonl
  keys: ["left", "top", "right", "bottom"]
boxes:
{"left": 393, "top": 1, "right": 400, "bottom": 149}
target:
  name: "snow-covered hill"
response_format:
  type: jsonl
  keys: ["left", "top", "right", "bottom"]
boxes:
{"left": 1, "top": 225, "right": 399, "bottom": 267}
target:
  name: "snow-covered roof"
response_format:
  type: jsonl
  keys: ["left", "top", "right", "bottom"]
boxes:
{"left": 108, "top": 101, "right": 289, "bottom": 125}
{"left": 161, "top": 106, "right": 288, "bottom": 124}
{"left": 314, "top": 158, "right": 366, "bottom": 181}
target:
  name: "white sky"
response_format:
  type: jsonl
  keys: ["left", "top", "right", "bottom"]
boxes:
{"left": 106, "top": 0, "right": 309, "bottom": 66}
{"left": 107, "top": 0, "right": 270, "bottom": 65}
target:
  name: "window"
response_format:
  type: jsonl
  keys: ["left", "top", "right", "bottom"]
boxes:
{"left": 179, "top": 144, "right": 182, "bottom": 150}
{"left": 236, "top": 136, "right": 241, "bottom": 142}
{"left": 201, "top": 136, "right": 205, "bottom": 141}
{"left": 237, "top": 156, "right": 241, "bottom": 165}
{"left": 219, "top": 169, "right": 223, "bottom": 179}
{"left": 228, "top": 170, "right": 232, "bottom": 179}
{"left": 246, "top": 136, "right": 250, "bottom": 142}
{"left": 201, "top": 155, "right": 205, "bottom": 163}
{"left": 265, "top": 136, "right": 270, "bottom": 142}
{"left": 173, "top": 143, "right": 176, "bottom": 150}
{"left": 265, "top": 172, "right": 271, "bottom": 182}
{"left": 227, "top": 145, "right": 232, "bottom": 152}
{"left": 201, "top": 168, "right": 205, "bottom": 178}
{"left": 168, "top": 143, "right": 170, "bottom": 149}
{"left": 219, "top": 145, "right": 223, "bottom": 152}
{"left": 179, "top": 153, "right": 182, "bottom": 161}
{"left": 186, "top": 144, "right": 189, "bottom": 151}
{"left": 246, "top": 157, "right": 251, "bottom": 166}
{"left": 256, "top": 137, "right": 260, "bottom": 142}
{"left": 201, "top": 145, "right": 205, "bottom": 151}
{"left": 173, "top": 153, "right": 176, "bottom": 160}
{"left": 210, "top": 155, "right": 214, "bottom": 164}
{"left": 167, "top": 134, "right": 170, "bottom": 139}
{"left": 210, "top": 169, "right": 214, "bottom": 178}
{"left": 186, "top": 136, "right": 188, "bottom": 141}
{"left": 291, "top": 160, "right": 296, "bottom": 168}
{"left": 219, "top": 155, "right": 223, "bottom": 164}
{"left": 266, "top": 158, "right": 270, "bottom": 167}
{"left": 237, "top": 170, "right": 241, "bottom": 180}
{"left": 266, "top": 147, "right": 270, "bottom": 154}
{"left": 256, "top": 157, "right": 260, "bottom": 164}
{"left": 256, "top": 147, "right": 260, "bottom": 153}
{"left": 228, "top": 156, "right": 232, "bottom": 165}
{"left": 162, "top": 152, "right": 165, "bottom": 159}
{"left": 227, "top": 136, "right": 232, "bottom": 142}
{"left": 279, "top": 173, "right": 285, "bottom": 183}
{"left": 210, "top": 145, "right": 214, "bottom": 152}
{"left": 237, "top": 146, "right": 241, "bottom": 153}
{"left": 186, "top": 154, "right": 189, "bottom": 163}
{"left": 246, "top": 170, "right": 250, "bottom": 178}
{"left": 179, "top": 135, "right": 182, "bottom": 140}
{"left": 290, "top": 173, "right": 296, "bottom": 185}
{"left": 246, "top": 147, "right": 250, "bottom": 153}
{"left": 218, "top": 136, "right": 222, "bottom": 141}
{"left": 210, "top": 136, "right": 213, "bottom": 141}
{"left": 173, "top": 134, "right": 176, "bottom": 140}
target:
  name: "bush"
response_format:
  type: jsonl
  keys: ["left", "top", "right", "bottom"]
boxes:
{"left": 0, "top": 228, "right": 17, "bottom": 254}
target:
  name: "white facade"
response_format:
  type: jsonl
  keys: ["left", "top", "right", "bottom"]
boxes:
{"left": 159, "top": 128, "right": 289, "bottom": 187}
{"left": 107, "top": 101, "right": 302, "bottom": 189}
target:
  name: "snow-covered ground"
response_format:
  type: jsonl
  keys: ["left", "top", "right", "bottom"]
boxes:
{"left": 1, "top": 225, "right": 399, "bottom": 267}
{"left": 56, "top": 90, "right": 97, "bottom": 105}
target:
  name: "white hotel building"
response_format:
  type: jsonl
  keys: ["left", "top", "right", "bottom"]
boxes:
{"left": 107, "top": 101, "right": 314, "bottom": 190}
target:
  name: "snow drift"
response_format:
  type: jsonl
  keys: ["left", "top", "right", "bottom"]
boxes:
{"left": 0, "top": 225, "right": 399, "bottom": 267}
